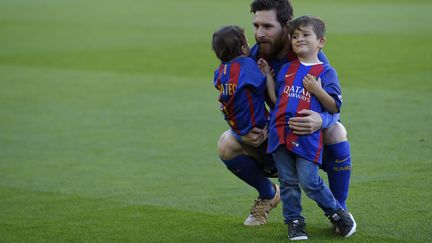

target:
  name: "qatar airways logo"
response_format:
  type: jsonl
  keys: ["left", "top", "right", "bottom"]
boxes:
{"left": 283, "top": 85, "right": 311, "bottom": 103}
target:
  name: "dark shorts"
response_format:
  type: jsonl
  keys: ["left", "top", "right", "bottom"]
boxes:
{"left": 256, "top": 140, "right": 279, "bottom": 178}
{"left": 231, "top": 130, "right": 278, "bottom": 178}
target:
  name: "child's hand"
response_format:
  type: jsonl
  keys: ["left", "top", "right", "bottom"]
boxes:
{"left": 257, "top": 58, "right": 274, "bottom": 76}
{"left": 303, "top": 74, "right": 322, "bottom": 94}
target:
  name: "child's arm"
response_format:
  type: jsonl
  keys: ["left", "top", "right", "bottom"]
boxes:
{"left": 257, "top": 58, "right": 277, "bottom": 105}
{"left": 303, "top": 74, "right": 338, "bottom": 113}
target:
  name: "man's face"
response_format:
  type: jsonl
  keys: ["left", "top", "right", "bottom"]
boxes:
{"left": 252, "top": 9, "right": 287, "bottom": 58}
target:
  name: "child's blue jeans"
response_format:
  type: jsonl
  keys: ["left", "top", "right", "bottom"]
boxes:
{"left": 272, "top": 146, "right": 341, "bottom": 223}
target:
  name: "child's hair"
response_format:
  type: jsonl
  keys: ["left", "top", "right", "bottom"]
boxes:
{"left": 212, "top": 25, "right": 247, "bottom": 62}
{"left": 288, "top": 15, "right": 326, "bottom": 39}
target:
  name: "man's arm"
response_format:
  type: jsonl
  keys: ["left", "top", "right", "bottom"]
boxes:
{"left": 288, "top": 110, "right": 339, "bottom": 135}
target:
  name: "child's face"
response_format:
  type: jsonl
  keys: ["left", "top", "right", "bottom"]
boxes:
{"left": 241, "top": 36, "right": 251, "bottom": 56}
{"left": 291, "top": 25, "right": 325, "bottom": 58}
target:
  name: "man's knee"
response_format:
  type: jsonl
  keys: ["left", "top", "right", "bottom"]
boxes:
{"left": 218, "top": 131, "right": 243, "bottom": 160}
{"left": 323, "top": 122, "right": 348, "bottom": 145}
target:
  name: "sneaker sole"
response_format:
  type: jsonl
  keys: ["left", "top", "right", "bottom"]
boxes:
{"left": 289, "top": 236, "right": 308, "bottom": 240}
{"left": 243, "top": 185, "right": 280, "bottom": 227}
{"left": 243, "top": 221, "right": 265, "bottom": 226}
{"left": 243, "top": 214, "right": 267, "bottom": 226}
{"left": 344, "top": 213, "right": 357, "bottom": 238}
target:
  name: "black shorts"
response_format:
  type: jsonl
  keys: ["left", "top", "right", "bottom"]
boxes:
{"left": 256, "top": 140, "right": 278, "bottom": 178}
{"left": 231, "top": 131, "right": 278, "bottom": 178}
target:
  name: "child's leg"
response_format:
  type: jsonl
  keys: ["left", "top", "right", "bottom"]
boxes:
{"left": 272, "top": 147, "right": 303, "bottom": 223}
{"left": 296, "top": 156, "right": 340, "bottom": 215}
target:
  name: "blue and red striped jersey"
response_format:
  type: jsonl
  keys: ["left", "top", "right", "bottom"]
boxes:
{"left": 249, "top": 44, "right": 329, "bottom": 75}
{"left": 213, "top": 56, "right": 269, "bottom": 135}
{"left": 267, "top": 59, "right": 342, "bottom": 164}
{"left": 248, "top": 44, "right": 336, "bottom": 126}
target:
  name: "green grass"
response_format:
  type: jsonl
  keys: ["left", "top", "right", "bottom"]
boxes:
{"left": 1, "top": 0, "right": 431, "bottom": 242}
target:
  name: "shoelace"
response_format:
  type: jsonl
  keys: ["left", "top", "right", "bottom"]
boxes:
{"left": 250, "top": 199, "right": 268, "bottom": 221}
{"left": 289, "top": 221, "right": 306, "bottom": 236}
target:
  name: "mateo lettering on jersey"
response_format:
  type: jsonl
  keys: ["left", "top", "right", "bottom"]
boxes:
{"left": 218, "top": 83, "right": 237, "bottom": 96}
{"left": 283, "top": 85, "right": 311, "bottom": 103}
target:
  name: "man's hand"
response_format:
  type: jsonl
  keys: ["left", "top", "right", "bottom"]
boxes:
{"left": 241, "top": 127, "right": 268, "bottom": 147}
{"left": 288, "top": 109, "right": 322, "bottom": 135}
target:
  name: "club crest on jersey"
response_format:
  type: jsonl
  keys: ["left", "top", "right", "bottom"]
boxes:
{"left": 283, "top": 85, "right": 311, "bottom": 103}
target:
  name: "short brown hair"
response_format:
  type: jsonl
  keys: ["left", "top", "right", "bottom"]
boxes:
{"left": 289, "top": 15, "right": 326, "bottom": 39}
{"left": 250, "top": 0, "right": 294, "bottom": 27}
{"left": 212, "top": 25, "right": 247, "bottom": 62}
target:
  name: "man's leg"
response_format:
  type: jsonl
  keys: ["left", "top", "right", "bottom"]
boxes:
{"left": 322, "top": 122, "right": 352, "bottom": 210}
{"left": 218, "top": 130, "right": 279, "bottom": 225}
{"left": 218, "top": 130, "right": 275, "bottom": 199}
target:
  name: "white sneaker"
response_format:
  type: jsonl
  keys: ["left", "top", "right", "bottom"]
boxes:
{"left": 243, "top": 184, "right": 280, "bottom": 226}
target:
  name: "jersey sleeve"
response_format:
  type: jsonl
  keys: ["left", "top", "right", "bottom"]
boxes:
{"left": 318, "top": 50, "right": 329, "bottom": 64}
{"left": 241, "top": 58, "right": 267, "bottom": 91}
{"left": 213, "top": 67, "right": 221, "bottom": 89}
{"left": 319, "top": 66, "right": 342, "bottom": 112}
{"left": 320, "top": 111, "right": 340, "bottom": 129}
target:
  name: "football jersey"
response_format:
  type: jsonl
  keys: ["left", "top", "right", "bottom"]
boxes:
{"left": 267, "top": 59, "right": 342, "bottom": 164}
{"left": 213, "top": 56, "right": 268, "bottom": 135}
{"left": 249, "top": 44, "right": 329, "bottom": 75}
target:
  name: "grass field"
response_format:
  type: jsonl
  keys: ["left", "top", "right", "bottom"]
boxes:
{"left": 1, "top": 0, "right": 432, "bottom": 242}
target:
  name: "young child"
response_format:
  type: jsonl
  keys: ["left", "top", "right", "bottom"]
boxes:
{"left": 259, "top": 16, "right": 356, "bottom": 240}
{"left": 211, "top": 25, "right": 281, "bottom": 226}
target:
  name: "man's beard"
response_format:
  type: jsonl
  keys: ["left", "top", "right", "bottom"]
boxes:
{"left": 257, "top": 35, "right": 286, "bottom": 59}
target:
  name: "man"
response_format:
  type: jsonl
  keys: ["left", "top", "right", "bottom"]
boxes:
{"left": 217, "top": 0, "right": 352, "bottom": 226}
